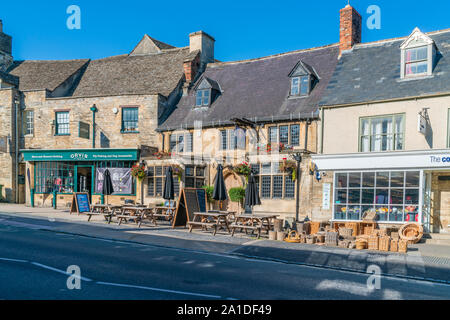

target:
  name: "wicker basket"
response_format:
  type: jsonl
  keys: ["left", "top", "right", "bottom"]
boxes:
{"left": 356, "top": 239, "right": 367, "bottom": 250}
{"left": 399, "top": 223, "right": 424, "bottom": 244}
{"left": 391, "top": 232, "right": 400, "bottom": 240}
{"left": 368, "top": 235, "right": 379, "bottom": 250}
{"left": 310, "top": 222, "right": 321, "bottom": 235}
{"left": 390, "top": 239, "right": 398, "bottom": 252}
{"left": 325, "top": 231, "right": 339, "bottom": 246}
{"left": 338, "top": 239, "right": 350, "bottom": 248}
{"left": 306, "top": 235, "right": 316, "bottom": 244}
{"left": 339, "top": 227, "right": 353, "bottom": 238}
{"left": 344, "top": 222, "right": 359, "bottom": 236}
{"left": 378, "top": 236, "right": 390, "bottom": 251}
{"left": 398, "top": 239, "right": 408, "bottom": 253}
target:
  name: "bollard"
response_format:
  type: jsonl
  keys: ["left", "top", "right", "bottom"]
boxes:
{"left": 30, "top": 188, "right": 35, "bottom": 207}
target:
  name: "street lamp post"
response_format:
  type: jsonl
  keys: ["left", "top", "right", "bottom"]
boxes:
{"left": 90, "top": 105, "right": 98, "bottom": 148}
{"left": 292, "top": 152, "right": 302, "bottom": 222}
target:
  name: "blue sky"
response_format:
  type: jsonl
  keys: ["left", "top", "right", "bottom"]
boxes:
{"left": 1, "top": 0, "right": 449, "bottom": 62}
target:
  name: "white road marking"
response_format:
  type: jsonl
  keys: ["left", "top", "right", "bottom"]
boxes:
{"left": 31, "top": 262, "right": 92, "bottom": 282}
{"left": 96, "top": 281, "right": 222, "bottom": 299}
{"left": 0, "top": 257, "right": 28, "bottom": 263}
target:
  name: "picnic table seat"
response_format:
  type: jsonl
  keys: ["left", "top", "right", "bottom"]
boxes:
{"left": 230, "top": 222, "right": 262, "bottom": 238}
{"left": 188, "top": 221, "right": 218, "bottom": 235}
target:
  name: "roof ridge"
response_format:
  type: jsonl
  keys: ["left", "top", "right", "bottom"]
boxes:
{"left": 13, "top": 58, "right": 90, "bottom": 63}
{"left": 208, "top": 43, "right": 339, "bottom": 68}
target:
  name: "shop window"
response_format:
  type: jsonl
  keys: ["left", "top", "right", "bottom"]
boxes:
{"left": 121, "top": 107, "right": 139, "bottom": 133}
{"left": 147, "top": 166, "right": 180, "bottom": 197}
{"left": 22, "top": 110, "right": 34, "bottom": 136}
{"left": 55, "top": 111, "right": 70, "bottom": 135}
{"left": 35, "top": 162, "right": 74, "bottom": 194}
{"left": 334, "top": 171, "right": 420, "bottom": 222}
{"left": 359, "top": 114, "right": 405, "bottom": 152}
{"left": 254, "top": 162, "right": 295, "bottom": 199}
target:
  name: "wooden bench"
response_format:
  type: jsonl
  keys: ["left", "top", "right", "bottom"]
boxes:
{"left": 86, "top": 212, "right": 113, "bottom": 224}
{"left": 188, "top": 221, "right": 218, "bottom": 235}
{"left": 230, "top": 223, "right": 262, "bottom": 238}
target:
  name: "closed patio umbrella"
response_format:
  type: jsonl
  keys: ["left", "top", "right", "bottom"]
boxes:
{"left": 213, "top": 164, "right": 227, "bottom": 209}
{"left": 102, "top": 169, "right": 114, "bottom": 205}
{"left": 163, "top": 166, "right": 175, "bottom": 203}
{"left": 244, "top": 171, "right": 261, "bottom": 213}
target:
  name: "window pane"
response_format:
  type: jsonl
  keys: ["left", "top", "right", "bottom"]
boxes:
{"left": 261, "top": 176, "right": 271, "bottom": 198}
{"left": 390, "top": 189, "right": 404, "bottom": 205}
{"left": 122, "top": 108, "right": 138, "bottom": 132}
{"left": 220, "top": 130, "right": 227, "bottom": 150}
{"left": 185, "top": 177, "right": 195, "bottom": 188}
{"left": 279, "top": 126, "right": 289, "bottom": 145}
{"left": 376, "top": 172, "right": 389, "bottom": 188}
{"left": 335, "top": 205, "right": 347, "bottom": 220}
{"left": 348, "top": 189, "right": 360, "bottom": 204}
{"left": 261, "top": 163, "right": 271, "bottom": 174}
{"left": 375, "top": 206, "right": 389, "bottom": 222}
{"left": 290, "top": 125, "right": 300, "bottom": 146}
{"left": 335, "top": 189, "right": 347, "bottom": 204}
{"left": 361, "top": 189, "right": 374, "bottom": 204}
{"left": 291, "top": 77, "right": 299, "bottom": 95}
{"left": 347, "top": 206, "right": 361, "bottom": 220}
{"left": 268, "top": 127, "right": 278, "bottom": 144}
{"left": 202, "top": 90, "right": 210, "bottom": 105}
{"left": 272, "top": 176, "right": 283, "bottom": 198}
{"left": 405, "top": 171, "right": 420, "bottom": 187}
{"left": 390, "top": 172, "right": 404, "bottom": 188}
{"left": 196, "top": 91, "right": 202, "bottom": 106}
{"left": 389, "top": 206, "right": 404, "bottom": 222}
{"left": 348, "top": 172, "right": 361, "bottom": 188}
{"left": 405, "top": 189, "right": 419, "bottom": 205}
{"left": 375, "top": 189, "right": 389, "bottom": 204}
{"left": 406, "top": 61, "right": 428, "bottom": 75}
{"left": 284, "top": 175, "right": 295, "bottom": 198}
{"left": 336, "top": 173, "right": 347, "bottom": 188}
{"left": 147, "top": 177, "right": 155, "bottom": 196}
{"left": 300, "top": 76, "right": 309, "bottom": 95}
{"left": 362, "top": 172, "right": 375, "bottom": 188}
{"left": 185, "top": 166, "right": 194, "bottom": 176}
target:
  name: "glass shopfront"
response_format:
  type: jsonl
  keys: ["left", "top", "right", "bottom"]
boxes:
{"left": 334, "top": 170, "right": 421, "bottom": 223}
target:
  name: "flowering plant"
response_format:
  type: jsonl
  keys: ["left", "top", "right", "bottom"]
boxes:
{"left": 233, "top": 162, "right": 252, "bottom": 177}
{"left": 172, "top": 164, "right": 184, "bottom": 182}
{"left": 279, "top": 159, "right": 297, "bottom": 181}
{"left": 153, "top": 151, "right": 172, "bottom": 160}
{"left": 131, "top": 164, "right": 147, "bottom": 181}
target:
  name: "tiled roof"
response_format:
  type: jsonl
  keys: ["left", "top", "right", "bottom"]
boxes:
{"left": 320, "top": 29, "right": 450, "bottom": 106}
{"left": 71, "top": 47, "right": 190, "bottom": 97}
{"left": 159, "top": 45, "right": 339, "bottom": 131}
{"left": 7, "top": 59, "right": 89, "bottom": 91}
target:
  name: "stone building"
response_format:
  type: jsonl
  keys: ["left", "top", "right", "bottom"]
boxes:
{"left": 312, "top": 5, "right": 450, "bottom": 233}
{"left": 0, "top": 22, "right": 215, "bottom": 207}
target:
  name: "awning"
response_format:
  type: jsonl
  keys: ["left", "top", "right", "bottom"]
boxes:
{"left": 20, "top": 149, "right": 140, "bottom": 162}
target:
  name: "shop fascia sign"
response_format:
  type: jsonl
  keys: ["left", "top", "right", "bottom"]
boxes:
{"left": 21, "top": 149, "right": 139, "bottom": 162}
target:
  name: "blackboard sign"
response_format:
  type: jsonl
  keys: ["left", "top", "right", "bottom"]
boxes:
{"left": 70, "top": 193, "right": 91, "bottom": 214}
{"left": 172, "top": 188, "right": 207, "bottom": 228}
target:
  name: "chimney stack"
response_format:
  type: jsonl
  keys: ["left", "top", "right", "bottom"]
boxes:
{"left": 189, "top": 31, "right": 215, "bottom": 67}
{"left": 339, "top": 5, "right": 362, "bottom": 55}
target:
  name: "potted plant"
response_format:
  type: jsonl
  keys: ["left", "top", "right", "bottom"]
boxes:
{"left": 202, "top": 185, "right": 215, "bottom": 210}
{"left": 171, "top": 164, "right": 184, "bottom": 182}
{"left": 280, "top": 159, "right": 297, "bottom": 181}
{"left": 228, "top": 187, "right": 246, "bottom": 213}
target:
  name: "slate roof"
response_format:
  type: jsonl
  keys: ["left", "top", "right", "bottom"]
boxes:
{"left": 71, "top": 47, "right": 190, "bottom": 97}
{"left": 159, "top": 45, "right": 340, "bottom": 131}
{"left": 7, "top": 59, "right": 89, "bottom": 91}
{"left": 320, "top": 29, "right": 450, "bottom": 106}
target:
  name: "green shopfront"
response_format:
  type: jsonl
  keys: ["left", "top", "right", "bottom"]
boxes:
{"left": 21, "top": 149, "right": 140, "bottom": 208}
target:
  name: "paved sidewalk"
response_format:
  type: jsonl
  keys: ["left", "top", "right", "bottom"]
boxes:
{"left": 1, "top": 203, "right": 450, "bottom": 284}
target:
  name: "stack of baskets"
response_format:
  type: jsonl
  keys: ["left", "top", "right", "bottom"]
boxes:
{"left": 339, "top": 227, "right": 354, "bottom": 239}
{"left": 356, "top": 237, "right": 368, "bottom": 250}
{"left": 368, "top": 235, "right": 379, "bottom": 250}
{"left": 390, "top": 239, "right": 399, "bottom": 252}
{"left": 325, "top": 231, "right": 339, "bottom": 247}
{"left": 398, "top": 239, "right": 408, "bottom": 253}
{"left": 378, "top": 236, "right": 390, "bottom": 252}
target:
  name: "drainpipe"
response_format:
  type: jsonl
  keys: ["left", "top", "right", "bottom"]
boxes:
{"left": 90, "top": 104, "right": 98, "bottom": 148}
{"left": 320, "top": 107, "right": 324, "bottom": 154}
{"left": 14, "top": 93, "right": 20, "bottom": 204}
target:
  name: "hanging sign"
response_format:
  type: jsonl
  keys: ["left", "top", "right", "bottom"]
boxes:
{"left": 322, "top": 183, "right": 331, "bottom": 210}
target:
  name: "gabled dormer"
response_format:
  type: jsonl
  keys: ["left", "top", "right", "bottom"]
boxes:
{"left": 400, "top": 28, "right": 437, "bottom": 79}
{"left": 288, "top": 60, "right": 319, "bottom": 97}
{"left": 194, "top": 77, "right": 221, "bottom": 107}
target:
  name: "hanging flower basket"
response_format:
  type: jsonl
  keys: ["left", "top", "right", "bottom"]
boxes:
{"left": 280, "top": 159, "right": 297, "bottom": 181}
{"left": 152, "top": 151, "right": 172, "bottom": 160}
{"left": 233, "top": 162, "right": 252, "bottom": 182}
{"left": 131, "top": 164, "right": 147, "bottom": 181}
{"left": 171, "top": 164, "right": 184, "bottom": 182}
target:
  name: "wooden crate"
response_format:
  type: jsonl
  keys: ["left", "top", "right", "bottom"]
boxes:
{"left": 378, "top": 236, "right": 390, "bottom": 251}
{"left": 391, "top": 232, "right": 399, "bottom": 240}
{"left": 368, "top": 235, "right": 379, "bottom": 250}
{"left": 356, "top": 239, "right": 367, "bottom": 250}
{"left": 339, "top": 227, "right": 353, "bottom": 238}
{"left": 390, "top": 239, "right": 398, "bottom": 252}
{"left": 325, "top": 231, "right": 339, "bottom": 246}
{"left": 361, "top": 222, "right": 377, "bottom": 236}
{"left": 398, "top": 240, "right": 408, "bottom": 253}
{"left": 310, "top": 222, "right": 322, "bottom": 235}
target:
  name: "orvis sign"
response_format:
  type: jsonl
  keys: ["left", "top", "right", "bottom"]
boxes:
{"left": 21, "top": 149, "right": 139, "bottom": 162}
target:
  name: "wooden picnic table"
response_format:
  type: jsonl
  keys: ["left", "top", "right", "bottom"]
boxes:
{"left": 153, "top": 206, "right": 176, "bottom": 222}
{"left": 231, "top": 214, "right": 279, "bottom": 239}
{"left": 116, "top": 206, "right": 148, "bottom": 226}
{"left": 188, "top": 212, "right": 232, "bottom": 236}
{"left": 86, "top": 204, "right": 115, "bottom": 223}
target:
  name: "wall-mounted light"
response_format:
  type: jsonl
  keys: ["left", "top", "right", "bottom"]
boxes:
{"left": 112, "top": 107, "right": 119, "bottom": 114}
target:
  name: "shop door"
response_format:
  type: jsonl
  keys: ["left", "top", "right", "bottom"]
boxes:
{"left": 76, "top": 166, "right": 93, "bottom": 202}
{"left": 436, "top": 177, "right": 450, "bottom": 233}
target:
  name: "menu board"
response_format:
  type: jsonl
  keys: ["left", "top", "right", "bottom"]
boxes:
{"left": 172, "top": 188, "right": 207, "bottom": 228}
{"left": 70, "top": 193, "right": 91, "bottom": 214}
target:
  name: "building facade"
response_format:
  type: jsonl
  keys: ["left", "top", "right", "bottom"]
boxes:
{"left": 312, "top": 6, "right": 450, "bottom": 234}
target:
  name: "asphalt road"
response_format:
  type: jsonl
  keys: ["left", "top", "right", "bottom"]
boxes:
{"left": 1, "top": 223, "right": 450, "bottom": 300}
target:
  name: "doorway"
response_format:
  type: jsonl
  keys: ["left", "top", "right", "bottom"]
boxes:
{"left": 435, "top": 175, "right": 450, "bottom": 233}
{"left": 77, "top": 166, "right": 93, "bottom": 201}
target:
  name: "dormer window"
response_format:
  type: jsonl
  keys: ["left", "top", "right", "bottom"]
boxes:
{"left": 196, "top": 89, "right": 210, "bottom": 106}
{"left": 288, "top": 60, "right": 319, "bottom": 98}
{"left": 400, "top": 28, "right": 436, "bottom": 79}
{"left": 291, "top": 76, "right": 309, "bottom": 96}
{"left": 194, "top": 77, "right": 221, "bottom": 108}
